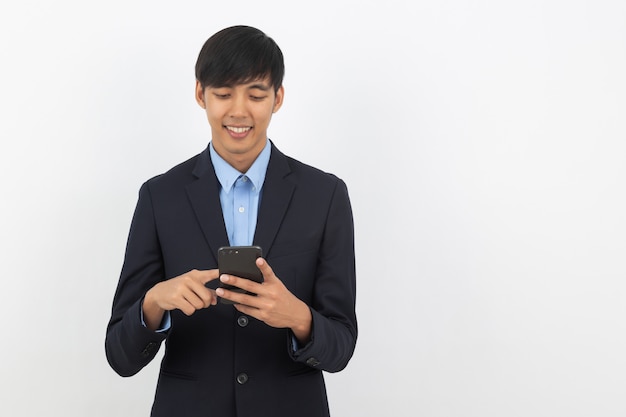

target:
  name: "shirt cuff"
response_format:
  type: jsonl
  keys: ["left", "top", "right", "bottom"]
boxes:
{"left": 140, "top": 308, "right": 171, "bottom": 333}
{"left": 291, "top": 334, "right": 300, "bottom": 352}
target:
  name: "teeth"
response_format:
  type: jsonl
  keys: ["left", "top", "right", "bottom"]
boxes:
{"left": 227, "top": 126, "right": 251, "bottom": 133}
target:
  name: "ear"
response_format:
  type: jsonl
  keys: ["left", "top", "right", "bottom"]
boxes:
{"left": 195, "top": 80, "right": 206, "bottom": 109}
{"left": 272, "top": 86, "right": 284, "bottom": 113}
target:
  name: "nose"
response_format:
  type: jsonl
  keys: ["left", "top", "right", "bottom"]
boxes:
{"left": 228, "top": 93, "right": 248, "bottom": 119}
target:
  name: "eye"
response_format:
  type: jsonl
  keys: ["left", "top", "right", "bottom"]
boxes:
{"left": 250, "top": 95, "right": 267, "bottom": 101}
{"left": 214, "top": 93, "right": 231, "bottom": 99}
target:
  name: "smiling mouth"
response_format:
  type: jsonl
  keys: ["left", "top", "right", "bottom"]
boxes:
{"left": 226, "top": 126, "right": 252, "bottom": 134}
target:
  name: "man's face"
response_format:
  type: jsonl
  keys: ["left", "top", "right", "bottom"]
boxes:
{"left": 195, "top": 78, "right": 284, "bottom": 172}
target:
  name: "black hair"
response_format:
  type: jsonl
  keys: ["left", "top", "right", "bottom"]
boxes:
{"left": 195, "top": 26, "right": 284, "bottom": 93}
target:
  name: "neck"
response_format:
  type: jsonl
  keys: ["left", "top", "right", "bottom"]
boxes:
{"left": 213, "top": 139, "right": 268, "bottom": 173}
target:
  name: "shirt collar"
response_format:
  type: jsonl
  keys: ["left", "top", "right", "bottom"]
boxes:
{"left": 209, "top": 140, "right": 272, "bottom": 194}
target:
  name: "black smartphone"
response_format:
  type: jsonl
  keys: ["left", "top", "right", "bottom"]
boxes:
{"left": 218, "top": 245, "right": 263, "bottom": 304}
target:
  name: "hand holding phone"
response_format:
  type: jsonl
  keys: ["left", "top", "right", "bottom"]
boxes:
{"left": 218, "top": 246, "right": 263, "bottom": 304}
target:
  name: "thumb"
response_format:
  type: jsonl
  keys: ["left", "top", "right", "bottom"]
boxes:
{"left": 256, "top": 257, "right": 278, "bottom": 282}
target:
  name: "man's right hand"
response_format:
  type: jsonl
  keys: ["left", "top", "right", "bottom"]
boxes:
{"left": 142, "top": 269, "right": 219, "bottom": 330}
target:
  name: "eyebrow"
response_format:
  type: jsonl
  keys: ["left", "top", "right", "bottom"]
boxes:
{"left": 247, "top": 83, "right": 271, "bottom": 91}
{"left": 210, "top": 82, "right": 271, "bottom": 91}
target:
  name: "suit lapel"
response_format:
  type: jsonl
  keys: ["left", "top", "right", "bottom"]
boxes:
{"left": 254, "top": 144, "right": 295, "bottom": 258}
{"left": 184, "top": 143, "right": 295, "bottom": 261}
{"left": 186, "top": 148, "right": 229, "bottom": 263}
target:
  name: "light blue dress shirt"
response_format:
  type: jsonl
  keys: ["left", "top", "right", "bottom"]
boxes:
{"left": 211, "top": 140, "right": 301, "bottom": 350}
{"left": 142, "top": 140, "right": 271, "bottom": 332}
{"left": 210, "top": 140, "right": 271, "bottom": 246}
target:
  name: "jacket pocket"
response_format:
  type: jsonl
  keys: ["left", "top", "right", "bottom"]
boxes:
{"left": 159, "top": 368, "right": 199, "bottom": 381}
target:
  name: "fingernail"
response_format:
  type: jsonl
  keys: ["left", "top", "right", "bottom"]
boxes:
{"left": 216, "top": 288, "right": 224, "bottom": 296}
{"left": 220, "top": 274, "right": 229, "bottom": 282}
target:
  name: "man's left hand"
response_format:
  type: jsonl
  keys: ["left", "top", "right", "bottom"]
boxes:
{"left": 216, "top": 257, "right": 312, "bottom": 344}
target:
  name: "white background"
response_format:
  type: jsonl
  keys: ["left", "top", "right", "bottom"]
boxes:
{"left": 1, "top": 1, "right": 625, "bottom": 416}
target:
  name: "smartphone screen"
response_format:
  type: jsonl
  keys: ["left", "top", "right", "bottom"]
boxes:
{"left": 218, "top": 246, "right": 263, "bottom": 303}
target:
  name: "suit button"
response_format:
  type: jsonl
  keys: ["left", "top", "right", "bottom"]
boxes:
{"left": 236, "top": 373, "right": 249, "bottom": 385}
{"left": 141, "top": 342, "right": 158, "bottom": 358}
{"left": 306, "top": 357, "right": 321, "bottom": 367}
{"left": 237, "top": 316, "right": 249, "bottom": 327}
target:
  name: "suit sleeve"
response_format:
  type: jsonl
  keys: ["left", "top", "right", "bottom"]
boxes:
{"left": 105, "top": 182, "right": 168, "bottom": 377}
{"left": 289, "top": 177, "right": 358, "bottom": 373}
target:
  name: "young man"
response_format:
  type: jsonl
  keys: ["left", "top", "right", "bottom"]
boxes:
{"left": 105, "top": 26, "right": 357, "bottom": 417}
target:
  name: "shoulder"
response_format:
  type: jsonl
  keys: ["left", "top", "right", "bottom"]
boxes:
{"left": 288, "top": 156, "right": 339, "bottom": 182}
{"left": 272, "top": 144, "right": 346, "bottom": 191}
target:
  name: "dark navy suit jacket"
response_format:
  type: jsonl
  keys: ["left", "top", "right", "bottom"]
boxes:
{"left": 105, "top": 143, "right": 357, "bottom": 417}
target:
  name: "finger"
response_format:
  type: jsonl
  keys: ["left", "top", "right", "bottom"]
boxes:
{"left": 207, "top": 288, "right": 218, "bottom": 306}
{"left": 178, "top": 300, "right": 198, "bottom": 316}
{"left": 180, "top": 270, "right": 217, "bottom": 306}
{"left": 182, "top": 291, "right": 206, "bottom": 311}
{"left": 194, "top": 269, "right": 220, "bottom": 285}
{"left": 256, "top": 257, "right": 278, "bottom": 282}
{"left": 219, "top": 274, "right": 261, "bottom": 293}
{"left": 233, "top": 302, "right": 259, "bottom": 316}
{"left": 188, "top": 280, "right": 218, "bottom": 307}
{"left": 216, "top": 286, "right": 259, "bottom": 307}
{"left": 215, "top": 286, "right": 235, "bottom": 304}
